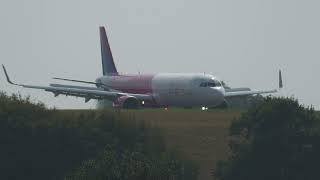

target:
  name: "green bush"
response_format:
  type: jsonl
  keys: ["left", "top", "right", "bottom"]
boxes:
{"left": 0, "top": 92, "right": 197, "bottom": 180}
{"left": 215, "top": 97, "right": 320, "bottom": 180}
{"left": 65, "top": 145, "right": 197, "bottom": 180}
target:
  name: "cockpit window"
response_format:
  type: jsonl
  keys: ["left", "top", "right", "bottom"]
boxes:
{"left": 214, "top": 80, "right": 222, "bottom": 87}
{"left": 200, "top": 82, "right": 207, "bottom": 87}
{"left": 200, "top": 82, "right": 215, "bottom": 87}
{"left": 207, "top": 82, "right": 216, "bottom": 87}
{"left": 199, "top": 80, "right": 222, "bottom": 87}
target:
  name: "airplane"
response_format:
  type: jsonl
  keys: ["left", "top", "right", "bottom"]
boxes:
{"left": 2, "top": 26, "right": 283, "bottom": 109}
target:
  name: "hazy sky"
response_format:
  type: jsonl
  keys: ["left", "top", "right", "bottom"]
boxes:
{"left": 0, "top": 0, "right": 319, "bottom": 109}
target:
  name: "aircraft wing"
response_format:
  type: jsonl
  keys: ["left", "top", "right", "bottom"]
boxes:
{"left": 225, "top": 87, "right": 251, "bottom": 92}
{"left": 224, "top": 70, "right": 283, "bottom": 98}
{"left": 224, "top": 89, "right": 277, "bottom": 97}
{"left": 2, "top": 65, "right": 153, "bottom": 103}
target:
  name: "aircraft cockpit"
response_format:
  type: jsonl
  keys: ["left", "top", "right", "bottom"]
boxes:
{"left": 199, "top": 79, "right": 222, "bottom": 87}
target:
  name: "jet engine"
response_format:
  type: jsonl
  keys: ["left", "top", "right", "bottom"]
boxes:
{"left": 113, "top": 96, "right": 140, "bottom": 109}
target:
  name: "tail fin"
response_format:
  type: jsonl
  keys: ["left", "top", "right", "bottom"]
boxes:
{"left": 99, "top": 26, "right": 118, "bottom": 76}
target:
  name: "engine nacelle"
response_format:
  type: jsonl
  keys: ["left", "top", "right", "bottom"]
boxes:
{"left": 113, "top": 96, "right": 140, "bottom": 109}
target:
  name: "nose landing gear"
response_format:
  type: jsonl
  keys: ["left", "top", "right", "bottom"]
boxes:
{"left": 201, "top": 107, "right": 209, "bottom": 111}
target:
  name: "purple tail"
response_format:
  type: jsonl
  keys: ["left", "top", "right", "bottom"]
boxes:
{"left": 100, "top": 26, "right": 118, "bottom": 76}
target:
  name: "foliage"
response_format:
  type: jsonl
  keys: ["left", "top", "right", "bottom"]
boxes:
{"left": 215, "top": 97, "right": 320, "bottom": 180}
{"left": 0, "top": 92, "right": 197, "bottom": 180}
{"left": 66, "top": 146, "right": 197, "bottom": 180}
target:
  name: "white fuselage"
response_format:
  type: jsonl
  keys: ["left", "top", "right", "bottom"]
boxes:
{"left": 151, "top": 73, "right": 225, "bottom": 107}
{"left": 98, "top": 73, "right": 226, "bottom": 108}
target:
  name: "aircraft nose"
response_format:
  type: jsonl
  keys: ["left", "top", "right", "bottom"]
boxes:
{"left": 218, "top": 88, "right": 225, "bottom": 97}
{"left": 212, "top": 87, "right": 225, "bottom": 104}
{"left": 212, "top": 87, "right": 224, "bottom": 96}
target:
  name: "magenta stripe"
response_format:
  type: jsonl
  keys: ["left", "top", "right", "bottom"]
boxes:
{"left": 110, "top": 75, "right": 155, "bottom": 94}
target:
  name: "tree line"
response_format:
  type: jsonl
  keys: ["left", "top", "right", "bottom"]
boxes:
{"left": 0, "top": 92, "right": 197, "bottom": 180}
{"left": 215, "top": 97, "right": 320, "bottom": 180}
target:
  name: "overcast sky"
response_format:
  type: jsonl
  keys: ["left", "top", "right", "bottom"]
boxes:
{"left": 0, "top": 0, "right": 319, "bottom": 109}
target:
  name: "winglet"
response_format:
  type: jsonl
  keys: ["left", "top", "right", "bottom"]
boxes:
{"left": 2, "top": 65, "right": 18, "bottom": 85}
{"left": 279, "top": 69, "right": 283, "bottom": 89}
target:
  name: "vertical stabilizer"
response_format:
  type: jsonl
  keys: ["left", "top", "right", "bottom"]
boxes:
{"left": 100, "top": 26, "right": 118, "bottom": 76}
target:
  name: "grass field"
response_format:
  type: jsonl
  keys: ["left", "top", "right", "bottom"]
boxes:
{"left": 38, "top": 107, "right": 320, "bottom": 179}
{"left": 117, "top": 109, "right": 242, "bottom": 180}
